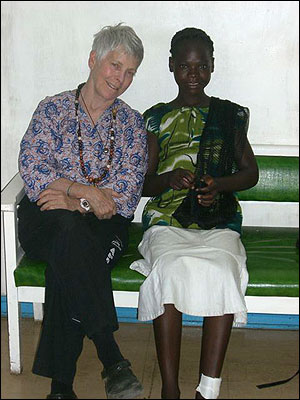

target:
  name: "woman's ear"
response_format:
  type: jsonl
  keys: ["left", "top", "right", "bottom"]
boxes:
{"left": 169, "top": 57, "right": 174, "bottom": 72}
{"left": 88, "top": 50, "right": 97, "bottom": 70}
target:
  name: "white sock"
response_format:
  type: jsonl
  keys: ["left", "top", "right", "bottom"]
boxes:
{"left": 196, "top": 373, "right": 222, "bottom": 399}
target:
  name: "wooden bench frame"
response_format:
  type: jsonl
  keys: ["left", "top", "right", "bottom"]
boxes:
{"left": 1, "top": 172, "right": 299, "bottom": 374}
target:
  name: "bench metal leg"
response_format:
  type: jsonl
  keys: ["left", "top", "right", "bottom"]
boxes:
{"left": 7, "top": 295, "right": 22, "bottom": 374}
{"left": 3, "top": 211, "right": 23, "bottom": 374}
{"left": 33, "top": 303, "right": 44, "bottom": 321}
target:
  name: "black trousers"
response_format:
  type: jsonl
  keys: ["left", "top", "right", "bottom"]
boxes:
{"left": 18, "top": 195, "right": 130, "bottom": 383}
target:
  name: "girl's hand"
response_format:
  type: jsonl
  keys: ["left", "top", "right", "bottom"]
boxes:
{"left": 167, "top": 168, "right": 195, "bottom": 190}
{"left": 196, "top": 175, "right": 219, "bottom": 207}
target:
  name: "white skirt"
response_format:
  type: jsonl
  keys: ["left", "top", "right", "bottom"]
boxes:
{"left": 130, "top": 225, "right": 249, "bottom": 326}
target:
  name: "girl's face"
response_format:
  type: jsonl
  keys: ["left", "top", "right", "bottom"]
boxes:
{"left": 169, "top": 39, "right": 214, "bottom": 100}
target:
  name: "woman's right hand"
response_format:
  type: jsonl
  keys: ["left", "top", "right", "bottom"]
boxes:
{"left": 167, "top": 168, "right": 195, "bottom": 190}
{"left": 86, "top": 187, "right": 122, "bottom": 220}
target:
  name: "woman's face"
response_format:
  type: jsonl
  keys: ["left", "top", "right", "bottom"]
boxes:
{"left": 88, "top": 47, "right": 139, "bottom": 103}
{"left": 169, "top": 39, "right": 214, "bottom": 99}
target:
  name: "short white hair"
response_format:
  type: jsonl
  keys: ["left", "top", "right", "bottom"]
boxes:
{"left": 92, "top": 23, "right": 144, "bottom": 66}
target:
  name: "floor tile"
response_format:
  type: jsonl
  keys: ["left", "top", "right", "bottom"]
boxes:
{"left": 1, "top": 317, "right": 299, "bottom": 399}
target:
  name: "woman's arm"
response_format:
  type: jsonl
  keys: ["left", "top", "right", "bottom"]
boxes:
{"left": 108, "top": 111, "right": 149, "bottom": 217}
{"left": 142, "top": 132, "right": 195, "bottom": 196}
{"left": 37, "top": 178, "right": 121, "bottom": 219}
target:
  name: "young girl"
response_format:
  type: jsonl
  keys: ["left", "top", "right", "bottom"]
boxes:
{"left": 130, "top": 27, "right": 259, "bottom": 399}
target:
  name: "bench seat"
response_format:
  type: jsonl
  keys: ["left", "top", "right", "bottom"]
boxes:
{"left": 14, "top": 223, "right": 299, "bottom": 297}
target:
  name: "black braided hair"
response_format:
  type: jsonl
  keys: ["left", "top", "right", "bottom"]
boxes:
{"left": 170, "top": 27, "right": 214, "bottom": 58}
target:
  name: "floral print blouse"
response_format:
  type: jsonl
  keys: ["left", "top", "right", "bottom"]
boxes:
{"left": 18, "top": 88, "right": 148, "bottom": 219}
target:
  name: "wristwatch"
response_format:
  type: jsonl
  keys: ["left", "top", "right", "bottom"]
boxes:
{"left": 80, "top": 198, "right": 91, "bottom": 212}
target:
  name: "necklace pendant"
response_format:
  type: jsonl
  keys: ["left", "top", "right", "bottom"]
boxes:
{"left": 104, "top": 148, "right": 108, "bottom": 154}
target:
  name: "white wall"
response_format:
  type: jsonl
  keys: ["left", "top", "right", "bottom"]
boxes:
{"left": 1, "top": 0, "right": 299, "bottom": 190}
{"left": 1, "top": 1, "right": 299, "bottom": 295}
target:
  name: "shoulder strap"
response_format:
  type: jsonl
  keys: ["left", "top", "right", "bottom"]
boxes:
{"left": 194, "top": 97, "right": 238, "bottom": 179}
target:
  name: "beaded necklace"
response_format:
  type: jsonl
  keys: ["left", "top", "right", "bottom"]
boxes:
{"left": 75, "top": 83, "right": 117, "bottom": 186}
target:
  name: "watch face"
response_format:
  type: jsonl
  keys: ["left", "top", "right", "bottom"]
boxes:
{"left": 80, "top": 198, "right": 90, "bottom": 212}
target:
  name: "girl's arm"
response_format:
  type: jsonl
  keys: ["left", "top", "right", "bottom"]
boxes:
{"left": 142, "top": 132, "right": 195, "bottom": 196}
{"left": 197, "top": 139, "right": 259, "bottom": 206}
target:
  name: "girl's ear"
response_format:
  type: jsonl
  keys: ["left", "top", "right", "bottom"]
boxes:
{"left": 211, "top": 57, "right": 215, "bottom": 73}
{"left": 169, "top": 57, "right": 174, "bottom": 72}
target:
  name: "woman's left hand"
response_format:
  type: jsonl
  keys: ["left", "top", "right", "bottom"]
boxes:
{"left": 195, "top": 175, "right": 219, "bottom": 207}
{"left": 37, "top": 188, "right": 81, "bottom": 212}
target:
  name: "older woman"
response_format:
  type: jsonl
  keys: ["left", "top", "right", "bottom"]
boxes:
{"left": 18, "top": 23, "right": 147, "bottom": 399}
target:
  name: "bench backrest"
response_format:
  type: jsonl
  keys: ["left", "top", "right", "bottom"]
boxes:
{"left": 133, "top": 155, "right": 299, "bottom": 227}
{"left": 238, "top": 156, "right": 299, "bottom": 202}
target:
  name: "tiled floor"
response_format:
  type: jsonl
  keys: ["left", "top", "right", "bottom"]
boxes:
{"left": 1, "top": 317, "right": 299, "bottom": 399}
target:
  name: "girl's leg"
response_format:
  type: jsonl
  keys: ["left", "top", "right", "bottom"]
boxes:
{"left": 195, "top": 314, "right": 234, "bottom": 399}
{"left": 153, "top": 304, "right": 182, "bottom": 399}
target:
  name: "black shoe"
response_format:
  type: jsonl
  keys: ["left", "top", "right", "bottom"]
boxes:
{"left": 101, "top": 359, "right": 143, "bottom": 399}
{"left": 46, "top": 390, "right": 78, "bottom": 399}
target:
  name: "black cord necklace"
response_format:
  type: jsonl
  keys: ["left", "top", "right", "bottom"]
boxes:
{"left": 80, "top": 91, "right": 97, "bottom": 127}
{"left": 74, "top": 83, "right": 117, "bottom": 185}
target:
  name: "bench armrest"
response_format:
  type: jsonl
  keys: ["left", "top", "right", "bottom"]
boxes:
{"left": 1, "top": 173, "right": 25, "bottom": 212}
{"left": 2, "top": 172, "right": 25, "bottom": 275}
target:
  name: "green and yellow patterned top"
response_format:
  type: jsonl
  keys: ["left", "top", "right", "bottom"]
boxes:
{"left": 142, "top": 102, "right": 243, "bottom": 233}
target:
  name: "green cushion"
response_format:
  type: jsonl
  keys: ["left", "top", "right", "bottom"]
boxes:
{"left": 111, "top": 222, "right": 144, "bottom": 291}
{"left": 15, "top": 222, "right": 145, "bottom": 291}
{"left": 241, "top": 227, "right": 299, "bottom": 296}
{"left": 237, "top": 156, "right": 299, "bottom": 202}
{"left": 14, "top": 223, "right": 298, "bottom": 297}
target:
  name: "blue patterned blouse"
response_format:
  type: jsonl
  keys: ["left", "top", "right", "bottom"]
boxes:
{"left": 18, "top": 88, "right": 148, "bottom": 219}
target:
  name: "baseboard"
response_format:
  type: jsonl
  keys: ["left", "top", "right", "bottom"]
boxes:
{"left": 1, "top": 296, "right": 298, "bottom": 330}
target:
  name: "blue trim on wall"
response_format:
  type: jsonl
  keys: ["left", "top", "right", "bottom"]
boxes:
{"left": 1, "top": 296, "right": 298, "bottom": 330}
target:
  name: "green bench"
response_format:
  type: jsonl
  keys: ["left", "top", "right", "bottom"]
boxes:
{"left": 14, "top": 223, "right": 299, "bottom": 297}
{"left": 1, "top": 155, "right": 299, "bottom": 374}
{"left": 14, "top": 156, "right": 299, "bottom": 297}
